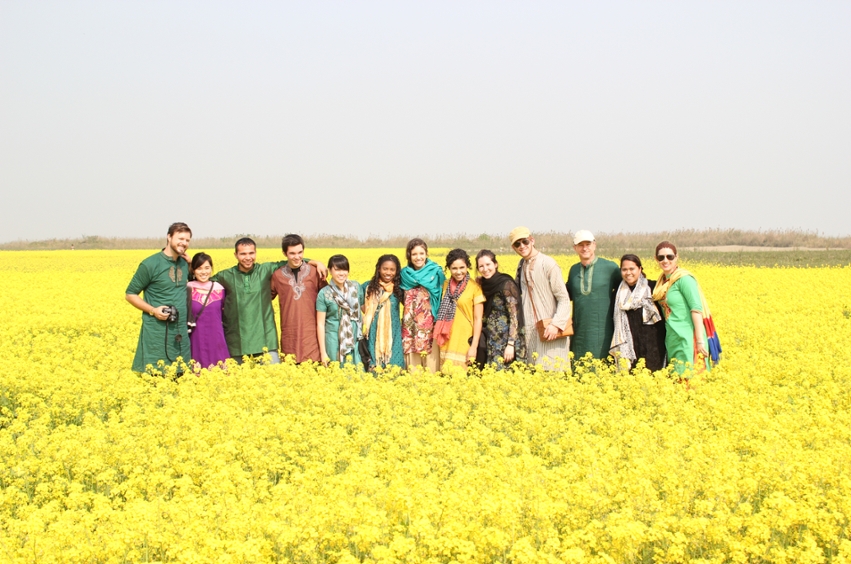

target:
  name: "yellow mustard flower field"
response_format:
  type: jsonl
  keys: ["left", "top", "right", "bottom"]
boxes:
{"left": 1, "top": 249, "right": 850, "bottom": 563}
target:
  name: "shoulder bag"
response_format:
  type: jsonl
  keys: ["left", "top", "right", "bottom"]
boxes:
{"left": 524, "top": 260, "right": 573, "bottom": 340}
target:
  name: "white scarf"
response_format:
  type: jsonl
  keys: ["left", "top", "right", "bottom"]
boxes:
{"left": 329, "top": 281, "right": 362, "bottom": 360}
{"left": 610, "top": 275, "right": 662, "bottom": 368}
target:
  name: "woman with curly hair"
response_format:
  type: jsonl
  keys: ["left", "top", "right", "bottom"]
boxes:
{"left": 475, "top": 249, "right": 526, "bottom": 368}
{"left": 435, "top": 248, "right": 485, "bottom": 369}
{"left": 361, "top": 254, "right": 405, "bottom": 370}
{"left": 400, "top": 238, "right": 445, "bottom": 372}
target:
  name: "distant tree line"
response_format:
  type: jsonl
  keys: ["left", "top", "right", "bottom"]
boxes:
{"left": 2, "top": 228, "right": 849, "bottom": 253}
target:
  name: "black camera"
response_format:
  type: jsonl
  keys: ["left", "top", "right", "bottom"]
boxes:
{"left": 162, "top": 306, "right": 179, "bottom": 324}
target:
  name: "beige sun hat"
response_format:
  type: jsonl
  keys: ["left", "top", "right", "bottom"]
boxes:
{"left": 509, "top": 226, "right": 532, "bottom": 245}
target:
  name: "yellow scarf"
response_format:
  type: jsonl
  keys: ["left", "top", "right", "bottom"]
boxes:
{"left": 362, "top": 281, "right": 395, "bottom": 366}
{"left": 652, "top": 267, "right": 711, "bottom": 319}
{"left": 652, "top": 267, "right": 690, "bottom": 302}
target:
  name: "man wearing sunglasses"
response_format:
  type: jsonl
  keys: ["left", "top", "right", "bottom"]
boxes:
{"left": 566, "top": 230, "right": 622, "bottom": 363}
{"left": 510, "top": 226, "right": 572, "bottom": 370}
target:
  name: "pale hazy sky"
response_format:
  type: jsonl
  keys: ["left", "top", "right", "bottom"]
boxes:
{"left": 1, "top": 1, "right": 849, "bottom": 243}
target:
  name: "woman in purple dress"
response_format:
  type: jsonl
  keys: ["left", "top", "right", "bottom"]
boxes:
{"left": 187, "top": 253, "right": 231, "bottom": 370}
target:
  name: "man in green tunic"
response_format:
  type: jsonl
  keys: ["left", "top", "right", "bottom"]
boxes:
{"left": 125, "top": 222, "right": 193, "bottom": 374}
{"left": 212, "top": 237, "right": 326, "bottom": 363}
{"left": 566, "top": 230, "right": 621, "bottom": 361}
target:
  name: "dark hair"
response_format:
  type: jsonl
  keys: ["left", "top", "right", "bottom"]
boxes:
{"left": 405, "top": 238, "right": 428, "bottom": 267}
{"left": 282, "top": 234, "right": 305, "bottom": 254}
{"left": 234, "top": 237, "right": 256, "bottom": 251}
{"left": 328, "top": 254, "right": 350, "bottom": 271}
{"left": 191, "top": 252, "right": 213, "bottom": 271}
{"left": 366, "top": 254, "right": 404, "bottom": 302}
{"left": 475, "top": 249, "right": 498, "bottom": 268}
{"left": 168, "top": 222, "right": 192, "bottom": 237}
{"left": 445, "top": 248, "right": 471, "bottom": 269}
{"left": 655, "top": 241, "right": 678, "bottom": 257}
{"left": 620, "top": 253, "right": 643, "bottom": 270}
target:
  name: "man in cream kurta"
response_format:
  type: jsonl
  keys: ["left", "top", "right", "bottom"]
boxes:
{"left": 510, "top": 227, "right": 572, "bottom": 370}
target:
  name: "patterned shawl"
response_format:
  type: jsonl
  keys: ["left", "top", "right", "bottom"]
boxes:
{"left": 480, "top": 272, "right": 516, "bottom": 322}
{"left": 362, "top": 281, "right": 394, "bottom": 367}
{"left": 610, "top": 275, "right": 662, "bottom": 367}
{"left": 329, "top": 280, "right": 362, "bottom": 360}
{"left": 433, "top": 274, "right": 469, "bottom": 347}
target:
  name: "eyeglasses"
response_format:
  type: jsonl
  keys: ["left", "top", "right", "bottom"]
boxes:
{"left": 512, "top": 238, "right": 531, "bottom": 249}
{"left": 656, "top": 254, "right": 676, "bottom": 262}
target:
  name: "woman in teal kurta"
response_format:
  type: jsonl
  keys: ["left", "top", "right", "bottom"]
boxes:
{"left": 317, "top": 255, "right": 364, "bottom": 366}
{"left": 361, "top": 254, "right": 406, "bottom": 371}
{"left": 651, "top": 242, "right": 711, "bottom": 374}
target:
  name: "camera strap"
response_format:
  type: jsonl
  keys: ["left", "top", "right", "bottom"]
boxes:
{"left": 195, "top": 282, "right": 214, "bottom": 320}
{"left": 187, "top": 282, "right": 214, "bottom": 325}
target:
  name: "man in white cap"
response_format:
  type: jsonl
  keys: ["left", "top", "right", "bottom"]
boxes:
{"left": 509, "top": 226, "right": 572, "bottom": 369}
{"left": 566, "top": 230, "right": 621, "bottom": 361}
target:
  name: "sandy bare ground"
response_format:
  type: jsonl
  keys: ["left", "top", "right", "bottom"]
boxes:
{"left": 683, "top": 245, "right": 835, "bottom": 252}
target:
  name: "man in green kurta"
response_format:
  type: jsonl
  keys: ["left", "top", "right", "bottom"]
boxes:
{"left": 566, "top": 230, "right": 621, "bottom": 361}
{"left": 125, "top": 222, "right": 193, "bottom": 374}
{"left": 212, "top": 237, "right": 325, "bottom": 363}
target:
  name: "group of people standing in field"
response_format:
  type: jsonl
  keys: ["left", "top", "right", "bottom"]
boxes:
{"left": 126, "top": 223, "right": 720, "bottom": 376}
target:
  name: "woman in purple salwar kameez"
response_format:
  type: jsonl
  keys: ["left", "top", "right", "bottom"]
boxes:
{"left": 187, "top": 253, "right": 231, "bottom": 370}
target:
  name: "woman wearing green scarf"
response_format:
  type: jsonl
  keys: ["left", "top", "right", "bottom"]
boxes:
{"left": 400, "top": 238, "right": 445, "bottom": 372}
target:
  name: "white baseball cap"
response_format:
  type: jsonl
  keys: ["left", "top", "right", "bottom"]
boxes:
{"left": 573, "top": 230, "right": 595, "bottom": 245}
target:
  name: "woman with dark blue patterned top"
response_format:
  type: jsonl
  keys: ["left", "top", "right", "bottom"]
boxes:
{"left": 475, "top": 250, "right": 526, "bottom": 368}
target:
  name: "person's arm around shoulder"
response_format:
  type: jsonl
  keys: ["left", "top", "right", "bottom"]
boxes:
{"left": 314, "top": 264, "right": 329, "bottom": 290}
{"left": 308, "top": 259, "right": 327, "bottom": 279}
{"left": 209, "top": 268, "right": 227, "bottom": 286}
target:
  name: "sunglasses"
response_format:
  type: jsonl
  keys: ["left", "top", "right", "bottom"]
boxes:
{"left": 656, "top": 254, "right": 676, "bottom": 262}
{"left": 512, "top": 238, "right": 531, "bottom": 249}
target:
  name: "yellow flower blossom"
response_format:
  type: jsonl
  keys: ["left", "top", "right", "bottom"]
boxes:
{"left": 0, "top": 250, "right": 849, "bottom": 562}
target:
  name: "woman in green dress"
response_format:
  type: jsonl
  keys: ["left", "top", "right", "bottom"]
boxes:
{"left": 651, "top": 241, "right": 712, "bottom": 374}
{"left": 317, "top": 255, "right": 364, "bottom": 367}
